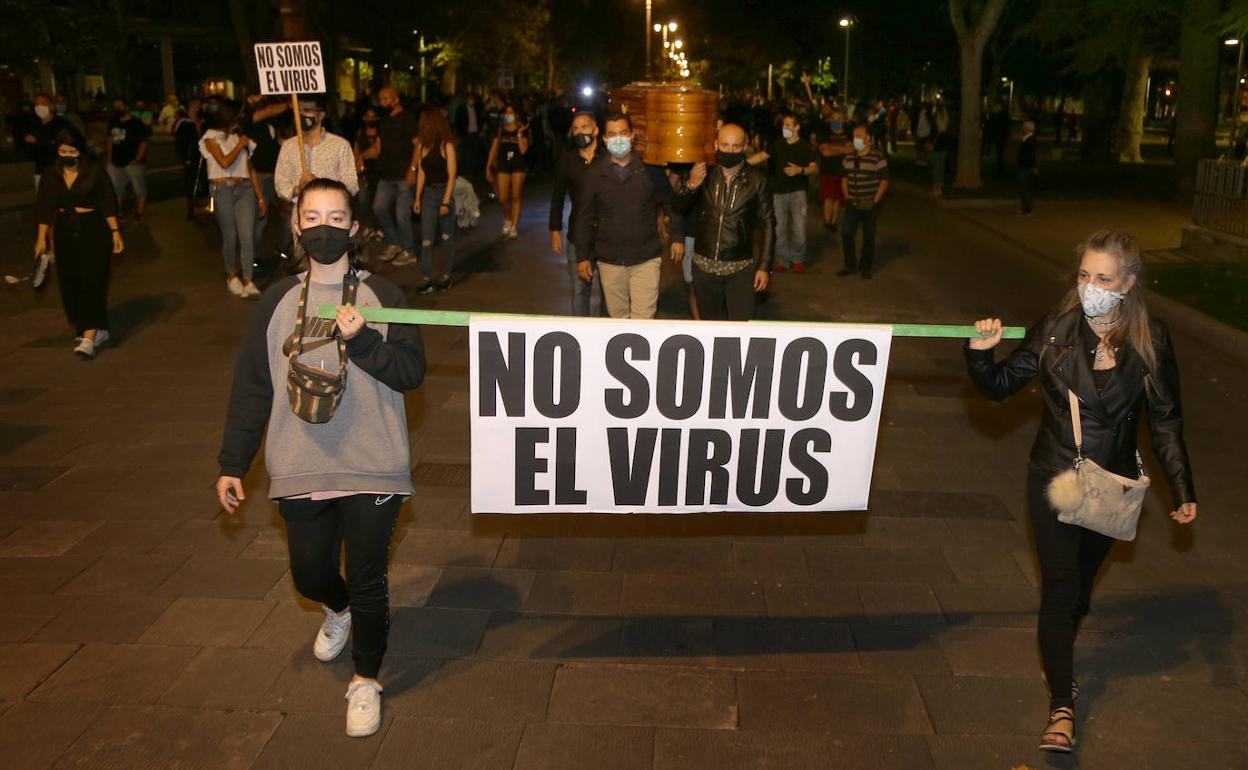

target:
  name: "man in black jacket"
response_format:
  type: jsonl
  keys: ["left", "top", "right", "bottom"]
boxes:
{"left": 673, "top": 123, "right": 775, "bottom": 321}
{"left": 550, "top": 111, "right": 605, "bottom": 316}
{"left": 571, "top": 112, "right": 677, "bottom": 319}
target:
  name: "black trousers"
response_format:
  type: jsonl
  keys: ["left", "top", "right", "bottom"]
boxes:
{"left": 693, "top": 264, "right": 756, "bottom": 321}
{"left": 279, "top": 494, "right": 403, "bottom": 678}
{"left": 1019, "top": 170, "right": 1035, "bottom": 214}
{"left": 1027, "top": 470, "right": 1115, "bottom": 710}
{"left": 841, "top": 204, "right": 879, "bottom": 271}
{"left": 54, "top": 211, "right": 111, "bottom": 335}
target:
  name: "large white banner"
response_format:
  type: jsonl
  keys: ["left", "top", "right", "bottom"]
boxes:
{"left": 469, "top": 317, "right": 893, "bottom": 514}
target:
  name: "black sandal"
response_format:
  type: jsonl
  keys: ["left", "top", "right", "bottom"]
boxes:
{"left": 1039, "top": 706, "right": 1076, "bottom": 753}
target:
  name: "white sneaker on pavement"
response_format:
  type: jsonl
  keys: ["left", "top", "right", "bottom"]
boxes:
{"left": 227, "top": 276, "right": 244, "bottom": 296}
{"left": 345, "top": 679, "right": 383, "bottom": 738}
{"left": 501, "top": 221, "right": 512, "bottom": 238}
{"left": 314, "top": 606, "right": 352, "bottom": 662}
{"left": 240, "top": 281, "right": 261, "bottom": 299}
{"left": 507, "top": 224, "right": 519, "bottom": 240}
{"left": 73, "top": 337, "right": 96, "bottom": 359}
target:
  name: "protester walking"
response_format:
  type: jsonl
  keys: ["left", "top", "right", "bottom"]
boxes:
{"left": 549, "top": 111, "right": 606, "bottom": 316}
{"left": 749, "top": 111, "right": 817, "bottom": 272}
{"left": 105, "top": 98, "right": 151, "bottom": 222}
{"left": 570, "top": 112, "right": 676, "bottom": 320}
{"left": 33, "top": 130, "right": 124, "bottom": 359}
{"left": 217, "top": 177, "right": 426, "bottom": 739}
{"left": 817, "top": 109, "right": 851, "bottom": 231}
{"left": 274, "top": 95, "right": 359, "bottom": 202}
{"left": 24, "top": 93, "right": 82, "bottom": 192}
{"left": 486, "top": 104, "right": 529, "bottom": 239}
{"left": 965, "top": 230, "right": 1197, "bottom": 754}
{"left": 409, "top": 105, "right": 459, "bottom": 291}
{"left": 200, "top": 102, "right": 267, "bottom": 298}
{"left": 353, "top": 106, "right": 384, "bottom": 239}
{"left": 1018, "top": 120, "right": 1038, "bottom": 215}
{"left": 672, "top": 123, "right": 774, "bottom": 321}
{"left": 243, "top": 95, "right": 287, "bottom": 252}
{"left": 174, "top": 98, "right": 205, "bottom": 220}
{"left": 372, "top": 87, "right": 420, "bottom": 263}
{"left": 928, "top": 105, "right": 952, "bottom": 199}
{"left": 838, "top": 124, "right": 889, "bottom": 279}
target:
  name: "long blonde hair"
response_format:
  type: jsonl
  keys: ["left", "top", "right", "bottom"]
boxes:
{"left": 1058, "top": 230, "right": 1156, "bottom": 373}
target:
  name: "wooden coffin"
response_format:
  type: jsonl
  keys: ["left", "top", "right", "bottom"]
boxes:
{"left": 609, "top": 82, "right": 718, "bottom": 165}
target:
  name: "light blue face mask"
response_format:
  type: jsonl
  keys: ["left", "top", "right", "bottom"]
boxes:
{"left": 829, "top": 120, "right": 844, "bottom": 130}
{"left": 606, "top": 136, "right": 632, "bottom": 158}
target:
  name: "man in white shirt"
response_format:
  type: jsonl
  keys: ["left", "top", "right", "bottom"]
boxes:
{"left": 274, "top": 94, "right": 359, "bottom": 201}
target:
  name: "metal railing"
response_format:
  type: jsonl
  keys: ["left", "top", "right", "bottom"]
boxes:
{"left": 1193, "top": 159, "right": 1248, "bottom": 239}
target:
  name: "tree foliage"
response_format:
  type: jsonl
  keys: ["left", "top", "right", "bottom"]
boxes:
{"left": 0, "top": 0, "right": 118, "bottom": 71}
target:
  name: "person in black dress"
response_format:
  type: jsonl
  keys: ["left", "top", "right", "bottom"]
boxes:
{"left": 33, "top": 129, "right": 125, "bottom": 359}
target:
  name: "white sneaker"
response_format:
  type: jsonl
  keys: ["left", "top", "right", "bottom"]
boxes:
{"left": 314, "top": 606, "right": 352, "bottom": 662}
{"left": 239, "top": 281, "right": 261, "bottom": 299}
{"left": 344, "top": 679, "right": 382, "bottom": 738}
{"left": 501, "top": 221, "right": 512, "bottom": 238}
{"left": 73, "top": 337, "right": 96, "bottom": 359}
{"left": 227, "top": 276, "right": 244, "bottom": 296}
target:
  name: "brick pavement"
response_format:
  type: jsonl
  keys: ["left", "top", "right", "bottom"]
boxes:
{"left": 1, "top": 182, "right": 1246, "bottom": 769}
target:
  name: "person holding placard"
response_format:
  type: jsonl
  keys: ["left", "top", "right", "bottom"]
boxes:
{"left": 965, "top": 230, "right": 1197, "bottom": 754}
{"left": 216, "top": 178, "right": 426, "bottom": 738}
{"left": 274, "top": 94, "right": 358, "bottom": 202}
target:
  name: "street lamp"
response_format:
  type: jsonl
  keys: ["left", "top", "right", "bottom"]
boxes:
{"left": 839, "top": 16, "right": 855, "bottom": 110}
{"left": 645, "top": 1, "right": 653, "bottom": 79}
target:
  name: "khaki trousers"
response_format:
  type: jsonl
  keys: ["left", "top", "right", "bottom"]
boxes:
{"left": 598, "top": 257, "right": 661, "bottom": 319}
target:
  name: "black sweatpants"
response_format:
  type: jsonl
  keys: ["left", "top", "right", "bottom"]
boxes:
{"left": 693, "top": 264, "right": 756, "bottom": 321}
{"left": 279, "top": 493, "right": 403, "bottom": 679}
{"left": 54, "top": 211, "right": 112, "bottom": 335}
{"left": 841, "top": 204, "right": 879, "bottom": 271}
{"left": 1027, "top": 470, "right": 1115, "bottom": 710}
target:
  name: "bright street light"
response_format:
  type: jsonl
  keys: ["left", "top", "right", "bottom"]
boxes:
{"left": 668, "top": 21, "right": 678, "bottom": 31}
{"left": 654, "top": 23, "right": 662, "bottom": 32}
{"left": 1227, "top": 38, "right": 1241, "bottom": 46}
{"left": 674, "top": 39, "right": 683, "bottom": 49}
{"left": 582, "top": 86, "right": 593, "bottom": 97}
{"left": 839, "top": 17, "right": 853, "bottom": 28}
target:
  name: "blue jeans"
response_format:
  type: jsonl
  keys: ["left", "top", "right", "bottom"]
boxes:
{"left": 211, "top": 181, "right": 257, "bottom": 279}
{"left": 773, "top": 190, "right": 807, "bottom": 266}
{"left": 372, "top": 179, "right": 415, "bottom": 253}
{"left": 566, "top": 241, "right": 604, "bottom": 317}
{"left": 420, "top": 185, "right": 457, "bottom": 278}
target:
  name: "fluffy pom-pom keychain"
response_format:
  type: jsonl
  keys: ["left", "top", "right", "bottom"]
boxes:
{"left": 1047, "top": 469, "right": 1085, "bottom": 514}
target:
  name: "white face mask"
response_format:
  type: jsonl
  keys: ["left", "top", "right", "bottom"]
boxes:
{"left": 782, "top": 127, "right": 795, "bottom": 140}
{"left": 1077, "top": 282, "right": 1126, "bottom": 318}
{"left": 34, "top": 105, "right": 51, "bottom": 119}
{"left": 852, "top": 137, "right": 866, "bottom": 151}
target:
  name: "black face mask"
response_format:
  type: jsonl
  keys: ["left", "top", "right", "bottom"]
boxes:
{"left": 300, "top": 224, "right": 353, "bottom": 265}
{"left": 300, "top": 115, "right": 320, "bottom": 132}
{"left": 571, "top": 133, "right": 594, "bottom": 149}
{"left": 717, "top": 150, "right": 745, "bottom": 168}
{"left": 378, "top": 104, "right": 393, "bottom": 117}
{"left": 363, "top": 120, "right": 379, "bottom": 129}
{"left": 60, "top": 156, "right": 79, "bottom": 168}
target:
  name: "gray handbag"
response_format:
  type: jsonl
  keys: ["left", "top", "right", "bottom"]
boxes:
{"left": 1047, "top": 389, "right": 1151, "bottom": 541}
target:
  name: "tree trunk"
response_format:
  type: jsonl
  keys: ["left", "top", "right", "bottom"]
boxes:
{"left": 954, "top": 40, "right": 985, "bottom": 189}
{"left": 1080, "top": 70, "right": 1116, "bottom": 163}
{"left": 948, "top": 0, "right": 1009, "bottom": 190}
{"left": 1173, "top": 0, "right": 1220, "bottom": 199}
{"left": 1116, "top": 50, "right": 1151, "bottom": 163}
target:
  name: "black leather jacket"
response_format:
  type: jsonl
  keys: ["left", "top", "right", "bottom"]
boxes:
{"left": 673, "top": 163, "right": 775, "bottom": 271}
{"left": 965, "top": 308, "right": 1195, "bottom": 507}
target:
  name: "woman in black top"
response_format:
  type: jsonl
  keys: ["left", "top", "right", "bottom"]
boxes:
{"left": 34, "top": 129, "right": 124, "bottom": 359}
{"left": 486, "top": 104, "right": 528, "bottom": 239}
{"left": 965, "top": 230, "right": 1197, "bottom": 754}
{"left": 409, "top": 105, "right": 459, "bottom": 293}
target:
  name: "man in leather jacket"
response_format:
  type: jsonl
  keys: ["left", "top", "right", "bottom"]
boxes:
{"left": 673, "top": 123, "right": 775, "bottom": 321}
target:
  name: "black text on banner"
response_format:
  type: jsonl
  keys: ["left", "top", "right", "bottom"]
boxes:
{"left": 469, "top": 318, "right": 893, "bottom": 514}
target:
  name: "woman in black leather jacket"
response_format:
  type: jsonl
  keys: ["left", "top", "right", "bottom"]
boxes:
{"left": 965, "top": 230, "right": 1197, "bottom": 753}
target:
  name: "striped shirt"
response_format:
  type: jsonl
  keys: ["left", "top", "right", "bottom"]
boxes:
{"left": 842, "top": 150, "right": 888, "bottom": 201}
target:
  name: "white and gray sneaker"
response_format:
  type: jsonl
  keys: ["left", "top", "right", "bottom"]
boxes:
{"left": 313, "top": 606, "right": 352, "bottom": 662}
{"left": 93, "top": 330, "right": 110, "bottom": 349}
{"left": 227, "top": 276, "right": 245, "bottom": 296}
{"left": 501, "top": 221, "right": 513, "bottom": 238}
{"left": 239, "top": 281, "right": 261, "bottom": 299}
{"left": 345, "top": 679, "right": 382, "bottom": 738}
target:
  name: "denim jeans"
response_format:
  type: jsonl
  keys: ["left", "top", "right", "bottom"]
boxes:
{"left": 419, "top": 185, "right": 457, "bottom": 278}
{"left": 772, "top": 190, "right": 808, "bottom": 266}
{"left": 566, "top": 241, "right": 604, "bottom": 317}
{"left": 372, "top": 179, "right": 416, "bottom": 253}
{"left": 211, "top": 181, "right": 257, "bottom": 279}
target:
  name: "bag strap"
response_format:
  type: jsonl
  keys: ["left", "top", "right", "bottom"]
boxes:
{"left": 290, "top": 272, "right": 312, "bottom": 356}
{"left": 1068, "top": 386, "right": 1146, "bottom": 476}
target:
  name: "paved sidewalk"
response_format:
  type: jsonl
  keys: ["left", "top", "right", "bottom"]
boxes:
{"left": 0, "top": 183, "right": 1245, "bottom": 769}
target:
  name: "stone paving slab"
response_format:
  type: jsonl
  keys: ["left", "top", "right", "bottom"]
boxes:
{"left": 513, "top": 722, "right": 654, "bottom": 770}
{"left": 28, "top": 643, "right": 198, "bottom": 705}
{"left": 370, "top": 716, "right": 524, "bottom": 770}
{"left": 252, "top": 712, "right": 393, "bottom": 770}
{"left": 0, "top": 700, "right": 107, "bottom": 770}
{"left": 548, "top": 663, "right": 737, "bottom": 729}
{"left": 0, "top": 641, "right": 80, "bottom": 699}
{"left": 736, "top": 671, "right": 933, "bottom": 734}
{"left": 32, "top": 594, "right": 173, "bottom": 644}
